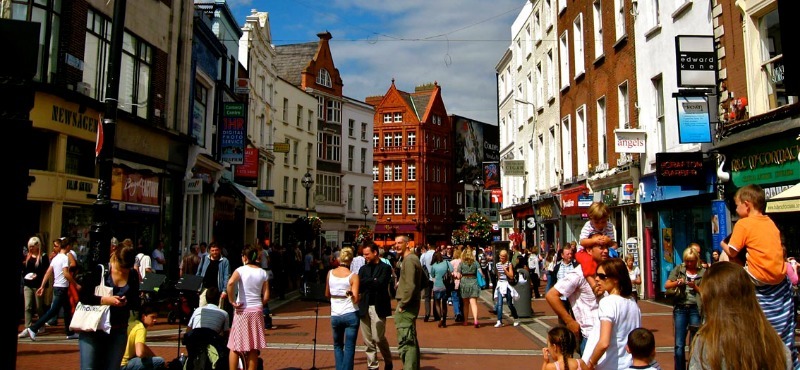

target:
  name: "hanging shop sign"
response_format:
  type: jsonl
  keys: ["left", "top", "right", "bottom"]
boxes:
{"left": 484, "top": 162, "right": 500, "bottom": 190}
{"left": 676, "top": 96, "right": 711, "bottom": 143}
{"left": 614, "top": 129, "right": 647, "bottom": 154}
{"left": 675, "top": 35, "right": 716, "bottom": 88}
{"left": 502, "top": 160, "right": 526, "bottom": 176}
{"left": 220, "top": 102, "right": 246, "bottom": 165}
{"left": 711, "top": 199, "right": 730, "bottom": 252}
{"left": 234, "top": 147, "right": 259, "bottom": 187}
{"left": 655, "top": 152, "right": 705, "bottom": 187}
{"left": 558, "top": 185, "right": 590, "bottom": 216}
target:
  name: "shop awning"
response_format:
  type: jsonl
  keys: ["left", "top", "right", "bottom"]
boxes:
{"left": 233, "top": 183, "right": 269, "bottom": 211}
{"left": 767, "top": 183, "right": 800, "bottom": 213}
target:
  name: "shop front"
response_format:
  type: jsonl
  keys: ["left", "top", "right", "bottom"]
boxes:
{"left": 511, "top": 203, "right": 535, "bottom": 253}
{"left": 531, "top": 194, "right": 560, "bottom": 252}
{"left": 558, "top": 185, "right": 591, "bottom": 246}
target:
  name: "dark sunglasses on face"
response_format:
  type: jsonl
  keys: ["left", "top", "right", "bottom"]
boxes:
{"left": 597, "top": 273, "right": 609, "bottom": 280}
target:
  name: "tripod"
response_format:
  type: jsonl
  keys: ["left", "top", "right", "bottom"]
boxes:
{"left": 310, "top": 299, "right": 320, "bottom": 370}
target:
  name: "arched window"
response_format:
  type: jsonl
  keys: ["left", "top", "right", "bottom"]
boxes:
{"left": 316, "top": 68, "right": 332, "bottom": 88}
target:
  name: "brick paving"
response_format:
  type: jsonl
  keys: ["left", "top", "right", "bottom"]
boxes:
{"left": 14, "top": 287, "right": 695, "bottom": 370}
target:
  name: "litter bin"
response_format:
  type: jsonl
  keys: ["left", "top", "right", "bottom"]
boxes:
{"left": 514, "top": 268, "right": 533, "bottom": 318}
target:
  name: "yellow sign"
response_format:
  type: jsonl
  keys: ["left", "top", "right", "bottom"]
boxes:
{"left": 273, "top": 142, "right": 290, "bottom": 153}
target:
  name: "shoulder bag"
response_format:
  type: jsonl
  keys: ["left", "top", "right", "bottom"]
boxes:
{"left": 70, "top": 264, "right": 113, "bottom": 334}
{"left": 665, "top": 265, "right": 686, "bottom": 299}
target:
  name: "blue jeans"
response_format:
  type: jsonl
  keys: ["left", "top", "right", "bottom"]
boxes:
{"left": 673, "top": 305, "right": 700, "bottom": 370}
{"left": 120, "top": 356, "right": 166, "bottom": 370}
{"left": 494, "top": 287, "right": 518, "bottom": 322}
{"left": 78, "top": 328, "right": 128, "bottom": 370}
{"left": 331, "top": 311, "right": 360, "bottom": 370}
{"left": 30, "top": 287, "right": 73, "bottom": 335}
{"left": 450, "top": 290, "right": 462, "bottom": 316}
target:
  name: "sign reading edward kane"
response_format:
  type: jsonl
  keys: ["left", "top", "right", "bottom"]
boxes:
{"left": 656, "top": 152, "right": 705, "bottom": 187}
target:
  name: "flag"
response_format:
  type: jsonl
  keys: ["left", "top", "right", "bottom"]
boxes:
{"left": 95, "top": 117, "right": 104, "bottom": 158}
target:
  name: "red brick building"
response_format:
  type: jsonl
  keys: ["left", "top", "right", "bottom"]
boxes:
{"left": 366, "top": 81, "right": 453, "bottom": 247}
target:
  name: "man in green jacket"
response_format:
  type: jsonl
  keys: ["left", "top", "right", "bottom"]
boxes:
{"left": 394, "top": 235, "right": 424, "bottom": 370}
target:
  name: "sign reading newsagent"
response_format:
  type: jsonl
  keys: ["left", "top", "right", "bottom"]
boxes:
{"left": 221, "top": 103, "right": 246, "bottom": 165}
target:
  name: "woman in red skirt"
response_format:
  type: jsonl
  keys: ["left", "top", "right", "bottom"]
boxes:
{"left": 227, "top": 244, "right": 270, "bottom": 370}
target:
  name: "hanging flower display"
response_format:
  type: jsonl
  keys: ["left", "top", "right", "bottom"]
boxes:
{"left": 451, "top": 227, "right": 469, "bottom": 245}
{"left": 465, "top": 212, "right": 492, "bottom": 242}
{"left": 307, "top": 216, "right": 323, "bottom": 235}
{"left": 356, "top": 225, "right": 373, "bottom": 244}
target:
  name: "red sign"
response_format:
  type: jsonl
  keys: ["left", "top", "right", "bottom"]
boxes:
{"left": 559, "top": 185, "right": 589, "bottom": 216}
{"left": 111, "top": 166, "right": 160, "bottom": 205}
{"left": 491, "top": 189, "right": 503, "bottom": 203}
{"left": 235, "top": 148, "right": 259, "bottom": 181}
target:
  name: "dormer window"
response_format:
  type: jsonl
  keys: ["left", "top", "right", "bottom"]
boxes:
{"left": 316, "top": 68, "right": 332, "bottom": 88}
{"left": 432, "top": 115, "right": 442, "bottom": 125}
{"left": 394, "top": 112, "right": 403, "bottom": 122}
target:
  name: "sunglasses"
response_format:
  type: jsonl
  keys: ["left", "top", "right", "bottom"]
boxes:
{"left": 597, "top": 273, "right": 609, "bottom": 280}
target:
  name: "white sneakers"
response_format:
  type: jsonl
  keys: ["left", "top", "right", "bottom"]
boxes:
{"left": 17, "top": 328, "right": 29, "bottom": 338}
{"left": 66, "top": 333, "right": 80, "bottom": 340}
{"left": 494, "top": 321, "right": 503, "bottom": 327}
{"left": 513, "top": 321, "right": 520, "bottom": 327}
{"left": 18, "top": 328, "right": 36, "bottom": 341}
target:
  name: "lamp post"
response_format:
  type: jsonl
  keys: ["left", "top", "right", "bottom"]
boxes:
{"left": 362, "top": 204, "right": 369, "bottom": 227}
{"left": 301, "top": 172, "right": 314, "bottom": 218}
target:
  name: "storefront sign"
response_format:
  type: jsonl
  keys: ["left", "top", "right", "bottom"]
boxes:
{"left": 730, "top": 137, "right": 800, "bottom": 187}
{"left": 220, "top": 102, "right": 246, "bottom": 165}
{"left": 676, "top": 96, "right": 711, "bottom": 143}
{"left": 655, "top": 152, "right": 705, "bottom": 187}
{"left": 558, "top": 185, "right": 589, "bottom": 216}
{"left": 235, "top": 147, "right": 259, "bottom": 186}
{"left": 490, "top": 189, "right": 503, "bottom": 203}
{"left": 111, "top": 166, "right": 160, "bottom": 205}
{"left": 675, "top": 35, "right": 716, "bottom": 88}
{"left": 614, "top": 129, "right": 647, "bottom": 154}
{"left": 619, "top": 183, "right": 635, "bottom": 203}
{"left": 502, "top": 160, "right": 526, "bottom": 176}
{"left": 534, "top": 197, "right": 560, "bottom": 222}
{"left": 66, "top": 179, "right": 94, "bottom": 192}
{"left": 185, "top": 178, "right": 202, "bottom": 195}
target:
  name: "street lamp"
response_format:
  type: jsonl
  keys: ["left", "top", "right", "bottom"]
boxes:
{"left": 301, "top": 172, "right": 314, "bottom": 218}
{"left": 362, "top": 204, "right": 369, "bottom": 226}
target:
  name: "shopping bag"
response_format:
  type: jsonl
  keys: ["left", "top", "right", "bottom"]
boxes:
{"left": 70, "top": 302, "right": 111, "bottom": 334}
{"left": 476, "top": 271, "right": 487, "bottom": 289}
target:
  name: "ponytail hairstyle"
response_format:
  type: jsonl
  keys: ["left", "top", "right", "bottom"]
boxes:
{"left": 242, "top": 244, "right": 260, "bottom": 265}
{"left": 547, "top": 326, "right": 577, "bottom": 370}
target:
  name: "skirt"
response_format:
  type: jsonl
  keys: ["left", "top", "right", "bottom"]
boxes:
{"left": 227, "top": 307, "right": 267, "bottom": 352}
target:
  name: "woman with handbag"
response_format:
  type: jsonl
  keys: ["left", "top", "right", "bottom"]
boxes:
{"left": 458, "top": 247, "right": 482, "bottom": 328}
{"left": 665, "top": 247, "right": 704, "bottom": 370}
{"left": 429, "top": 251, "right": 453, "bottom": 328}
{"left": 77, "top": 240, "right": 140, "bottom": 370}
{"left": 21, "top": 237, "right": 49, "bottom": 332}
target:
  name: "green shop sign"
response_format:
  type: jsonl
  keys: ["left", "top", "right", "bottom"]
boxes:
{"left": 730, "top": 136, "right": 800, "bottom": 187}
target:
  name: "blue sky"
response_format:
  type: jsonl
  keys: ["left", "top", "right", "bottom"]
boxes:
{"left": 226, "top": 0, "right": 526, "bottom": 125}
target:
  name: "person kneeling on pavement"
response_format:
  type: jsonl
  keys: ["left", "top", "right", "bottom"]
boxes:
{"left": 121, "top": 302, "right": 166, "bottom": 370}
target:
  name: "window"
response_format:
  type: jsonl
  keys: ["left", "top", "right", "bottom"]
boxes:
{"left": 347, "top": 145, "right": 354, "bottom": 171}
{"left": 407, "top": 131, "right": 416, "bottom": 146}
{"left": 653, "top": 75, "right": 666, "bottom": 152}
{"left": 559, "top": 0, "right": 567, "bottom": 14}
{"left": 316, "top": 173, "right": 341, "bottom": 203}
{"left": 593, "top": 0, "right": 603, "bottom": 59}
{"left": 615, "top": 0, "right": 626, "bottom": 41}
{"left": 576, "top": 105, "right": 588, "bottom": 175}
{"left": 534, "top": 11, "right": 542, "bottom": 44}
{"left": 317, "top": 96, "right": 325, "bottom": 120}
{"left": 84, "top": 9, "right": 151, "bottom": 119}
{"left": 648, "top": 0, "right": 661, "bottom": 29}
{"left": 283, "top": 139, "right": 289, "bottom": 165}
{"left": 361, "top": 148, "right": 367, "bottom": 173}
{"left": 394, "top": 164, "right": 402, "bottom": 181}
{"left": 573, "top": 13, "right": 585, "bottom": 77}
{"left": 296, "top": 105, "right": 303, "bottom": 126}
{"left": 547, "top": 50, "right": 555, "bottom": 99}
{"left": 193, "top": 81, "right": 209, "bottom": 146}
{"left": 282, "top": 176, "right": 289, "bottom": 203}
{"left": 408, "top": 162, "right": 416, "bottom": 180}
{"left": 347, "top": 185, "right": 354, "bottom": 211}
{"left": 373, "top": 195, "right": 379, "bottom": 214}
{"left": 360, "top": 187, "right": 367, "bottom": 211}
{"left": 596, "top": 97, "right": 608, "bottom": 165}
{"left": 545, "top": 0, "right": 553, "bottom": 30}
{"left": 383, "top": 113, "right": 392, "bottom": 123}
{"left": 394, "top": 195, "right": 403, "bottom": 215}
{"left": 307, "top": 143, "right": 313, "bottom": 166}
{"left": 550, "top": 127, "right": 557, "bottom": 183}
{"left": 348, "top": 119, "right": 355, "bottom": 137}
{"left": 316, "top": 68, "right": 332, "bottom": 88}
{"left": 373, "top": 166, "right": 379, "bottom": 181}
{"left": 394, "top": 133, "right": 402, "bottom": 147}
{"left": 293, "top": 140, "right": 299, "bottom": 165}
{"left": 64, "top": 138, "right": 95, "bottom": 178}
{"left": 326, "top": 100, "right": 341, "bottom": 123}
{"left": 561, "top": 115, "right": 573, "bottom": 179}
{"left": 384, "top": 134, "right": 392, "bottom": 147}
{"left": 318, "top": 133, "right": 341, "bottom": 161}
{"left": 559, "top": 32, "right": 570, "bottom": 88}
{"left": 618, "top": 81, "right": 629, "bottom": 128}
{"left": 383, "top": 195, "right": 392, "bottom": 215}
{"left": 384, "top": 164, "right": 392, "bottom": 181}
{"left": 308, "top": 109, "right": 314, "bottom": 130}
{"left": 392, "top": 112, "right": 402, "bottom": 122}
{"left": 282, "top": 98, "right": 288, "bottom": 123}
{"left": 11, "top": 0, "right": 61, "bottom": 83}
{"left": 527, "top": 73, "right": 535, "bottom": 114}
{"left": 373, "top": 133, "right": 379, "bottom": 148}
{"left": 361, "top": 123, "right": 367, "bottom": 140}
{"left": 526, "top": 25, "right": 532, "bottom": 54}
{"left": 292, "top": 178, "right": 298, "bottom": 205}
{"left": 432, "top": 115, "right": 442, "bottom": 125}
{"left": 538, "top": 135, "right": 545, "bottom": 189}
{"left": 759, "top": 8, "right": 791, "bottom": 110}
{"left": 516, "top": 38, "right": 523, "bottom": 67}
{"left": 536, "top": 63, "right": 544, "bottom": 108}
{"left": 407, "top": 194, "right": 416, "bottom": 214}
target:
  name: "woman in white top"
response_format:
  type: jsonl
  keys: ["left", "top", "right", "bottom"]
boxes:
{"left": 581, "top": 258, "right": 641, "bottom": 370}
{"left": 624, "top": 254, "right": 641, "bottom": 301}
{"left": 325, "top": 247, "right": 360, "bottom": 370}
{"left": 227, "top": 244, "right": 270, "bottom": 370}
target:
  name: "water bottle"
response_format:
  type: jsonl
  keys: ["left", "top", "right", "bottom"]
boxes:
{"left": 179, "top": 353, "right": 186, "bottom": 364}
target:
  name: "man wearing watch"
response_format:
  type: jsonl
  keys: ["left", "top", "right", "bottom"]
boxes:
{"left": 393, "top": 235, "right": 423, "bottom": 370}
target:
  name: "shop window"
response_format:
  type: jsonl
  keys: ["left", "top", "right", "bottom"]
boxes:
{"left": 66, "top": 137, "right": 96, "bottom": 178}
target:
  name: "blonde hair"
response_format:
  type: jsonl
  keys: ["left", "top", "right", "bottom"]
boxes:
{"left": 452, "top": 249, "right": 462, "bottom": 260}
{"left": 682, "top": 247, "right": 699, "bottom": 262}
{"left": 587, "top": 202, "right": 610, "bottom": 220}
{"left": 28, "top": 236, "right": 42, "bottom": 249}
{"left": 338, "top": 247, "right": 354, "bottom": 266}
{"left": 461, "top": 247, "right": 476, "bottom": 265}
{"left": 624, "top": 254, "right": 635, "bottom": 263}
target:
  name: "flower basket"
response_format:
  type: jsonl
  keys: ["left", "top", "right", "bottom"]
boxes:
{"left": 356, "top": 225, "right": 373, "bottom": 244}
{"left": 465, "top": 212, "right": 492, "bottom": 243}
{"left": 451, "top": 228, "right": 469, "bottom": 245}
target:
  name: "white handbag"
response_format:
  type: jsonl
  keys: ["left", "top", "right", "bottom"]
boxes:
{"left": 70, "top": 265, "right": 112, "bottom": 334}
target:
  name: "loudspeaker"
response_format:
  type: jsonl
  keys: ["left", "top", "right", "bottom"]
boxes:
{"left": 176, "top": 274, "right": 203, "bottom": 293}
{"left": 141, "top": 273, "right": 167, "bottom": 293}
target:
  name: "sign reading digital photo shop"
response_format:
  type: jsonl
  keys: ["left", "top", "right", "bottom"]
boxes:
{"left": 730, "top": 136, "right": 800, "bottom": 187}
{"left": 221, "top": 102, "right": 246, "bottom": 165}
{"left": 655, "top": 152, "right": 705, "bottom": 187}
{"left": 675, "top": 35, "right": 716, "bottom": 88}
{"left": 676, "top": 96, "right": 711, "bottom": 143}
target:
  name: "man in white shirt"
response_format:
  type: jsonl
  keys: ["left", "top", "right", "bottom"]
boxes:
{"left": 545, "top": 240, "right": 610, "bottom": 355}
{"left": 349, "top": 245, "right": 366, "bottom": 275}
{"left": 528, "top": 251, "right": 541, "bottom": 298}
{"left": 187, "top": 286, "right": 230, "bottom": 336}
{"left": 151, "top": 240, "right": 166, "bottom": 274}
{"left": 419, "top": 244, "right": 435, "bottom": 321}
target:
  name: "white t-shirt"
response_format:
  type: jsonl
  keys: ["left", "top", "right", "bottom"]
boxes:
{"left": 582, "top": 295, "right": 641, "bottom": 370}
{"left": 50, "top": 253, "right": 70, "bottom": 288}
{"left": 234, "top": 265, "right": 268, "bottom": 309}
{"left": 553, "top": 267, "right": 600, "bottom": 338}
{"left": 135, "top": 253, "right": 152, "bottom": 280}
{"left": 528, "top": 254, "right": 540, "bottom": 275}
{"left": 628, "top": 267, "right": 640, "bottom": 290}
{"left": 151, "top": 248, "right": 165, "bottom": 271}
{"left": 578, "top": 221, "right": 616, "bottom": 253}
